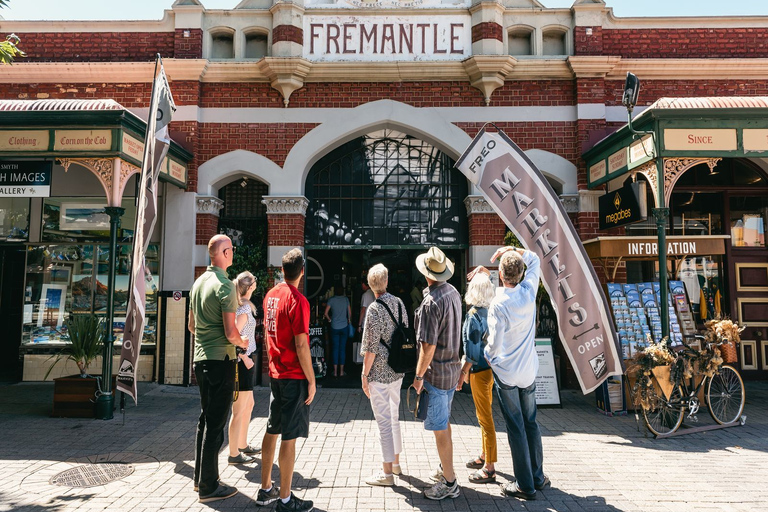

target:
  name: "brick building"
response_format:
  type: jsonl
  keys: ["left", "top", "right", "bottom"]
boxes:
{"left": 1, "top": 0, "right": 766, "bottom": 385}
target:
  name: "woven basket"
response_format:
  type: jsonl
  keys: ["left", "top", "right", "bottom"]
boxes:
{"left": 719, "top": 341, "right": 738, "bottom": 364}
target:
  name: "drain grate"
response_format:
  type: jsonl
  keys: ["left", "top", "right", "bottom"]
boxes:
{"left": 49, "top": 463, "right": 134, "bottom": 488}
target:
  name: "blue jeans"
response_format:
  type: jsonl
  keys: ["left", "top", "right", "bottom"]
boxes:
{"left": 330, "top": 327, "right": 348, "bottom": 366}
{"left": 494, "top": 377, "right": 544, "bottom": 495}
{"left": 423, "top": 380, "right": 455, "bottom": 431}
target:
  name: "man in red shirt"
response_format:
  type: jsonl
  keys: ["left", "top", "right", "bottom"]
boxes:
{"left": 257, "top": 248, "right": 316, "bottom": 512}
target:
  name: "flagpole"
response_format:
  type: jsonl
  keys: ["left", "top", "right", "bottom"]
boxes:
{"left": 95, "top": 55, "right": 161, "bottom": 420}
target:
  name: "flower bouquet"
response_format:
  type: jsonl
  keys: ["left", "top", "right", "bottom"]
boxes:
{"left": 625, "top": 336, "right": 676, "bottom": 411}
{"left": 704, "top": 318, "right": 744, "bottom": 364}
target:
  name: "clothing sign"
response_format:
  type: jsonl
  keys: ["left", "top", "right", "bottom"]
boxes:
{"left": 0, "top": 161, "right": 51, "bottom": 197}
{"left": 456, "top": 128, "right": 623, "bottom": 394}
{"left": 117, "top": 60, "right": 176, "bottom": 404}
{"left": 534, "top": 338, "right": 560, "bottom": 406}
{"left": 598, "top": 182, "right": 646, "bottom": 230}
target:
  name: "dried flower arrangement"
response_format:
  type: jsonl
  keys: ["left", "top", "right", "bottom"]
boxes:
{"left": 626, "top": 336, "right": 676, "bottom": 411}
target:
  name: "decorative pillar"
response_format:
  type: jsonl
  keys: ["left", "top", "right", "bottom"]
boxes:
{"left": 195, "top": 195, "right": 224, "bottom": 275}
{"left": 263, "top": 196, "right": 309, "bottom": 269}
{"left": 172, "top": 1, "right": 204, "bottom": 58}
{"left": 465, "top": 195, "right": 507, "bottom": 270}
{"left": 469, "top": 0, "right": 505, "bottom": 55}
{"left": 270, "top": 0, "right": 305, "bottom": 58}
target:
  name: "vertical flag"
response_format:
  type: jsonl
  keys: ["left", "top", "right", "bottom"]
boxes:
{"left": 116, "top": 57, "right": 176, "bottom": 403}
{"left": 456, "top": 127, "right": 623, "bottom": 394}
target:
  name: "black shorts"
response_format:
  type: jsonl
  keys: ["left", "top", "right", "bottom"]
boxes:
{"left": 266, "top": 379, "right": 310, "bottom": 441}
{"left": 236, "top": 358, "right": 255, "bottom": 392}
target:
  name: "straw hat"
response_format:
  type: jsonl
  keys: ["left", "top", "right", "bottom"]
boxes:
{"left": 416, "top": 247, "right": 454, "bottom": 282}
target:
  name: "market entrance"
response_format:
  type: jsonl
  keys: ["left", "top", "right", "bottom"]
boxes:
{"left": 303, "top": 129, "right": 469, "bottom": 380}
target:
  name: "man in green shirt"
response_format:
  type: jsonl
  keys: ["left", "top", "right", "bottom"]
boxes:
{"left": 188, "top": 234, "right": 249, "bottom": 503}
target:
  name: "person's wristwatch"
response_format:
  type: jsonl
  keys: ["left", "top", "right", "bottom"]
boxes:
{"left": 415, "top": 375, "right": 423, "bottom": 381}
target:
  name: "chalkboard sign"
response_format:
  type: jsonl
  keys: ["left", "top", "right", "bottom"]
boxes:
{"left": 535, "top": 338, "right": 561, "bottom": 406}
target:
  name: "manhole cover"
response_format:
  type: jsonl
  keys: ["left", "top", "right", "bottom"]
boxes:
{"left": 49, "top": 463, "right": 134, "bottom": 488}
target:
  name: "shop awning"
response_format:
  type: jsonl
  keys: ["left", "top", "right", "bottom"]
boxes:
{"left": 583, "top": 96, "right": 768, "bottom": 204}
{"left": 0, "top": 99, "right": 192, "bottom": 189}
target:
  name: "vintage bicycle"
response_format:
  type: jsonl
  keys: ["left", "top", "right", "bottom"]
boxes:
{"left": 630, "top": 337, "right": 746, "bottom": 437}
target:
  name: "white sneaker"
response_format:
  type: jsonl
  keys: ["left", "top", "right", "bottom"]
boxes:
{"left": 429, "top": 464, "right": 443, "bottom": 482}
{"left": 424, "top": 477, "right": 460, "bottom": 500}
{"left": 365, "top": 472, "right": 394, "bottom": 487}
{"left": 392, "top": 464, "right": 402, "bottom": 476}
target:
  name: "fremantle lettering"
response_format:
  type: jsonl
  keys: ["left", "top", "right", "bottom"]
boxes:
{"left": 456, "top": 129, "right": 622, "bottom": 393}
{"left": 304, "top": 16, "right": 470, "bottom": 61}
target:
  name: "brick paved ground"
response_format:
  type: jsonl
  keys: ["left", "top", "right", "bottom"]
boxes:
{"left": 0, "top": 379, "right": 766, "bottom": 512}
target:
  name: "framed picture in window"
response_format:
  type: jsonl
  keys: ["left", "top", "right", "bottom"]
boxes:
{"left": 38, "top": 283, "right": 67, "bottom": 328}
{"left": 59, "top": 203, "right": 110, "bottom": 231}
{"left": 49, "top": 264, "right": 73, "bottom": 286}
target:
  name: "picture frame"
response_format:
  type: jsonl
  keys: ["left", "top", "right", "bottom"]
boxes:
{"left": 38, "top": 283, "right": 68, "bottom": 328}
{"left": 59, "top": 203, "right": 110, "bottom": 231}
{"left": 49, "top": 263, "right": 73, "bottom": 286}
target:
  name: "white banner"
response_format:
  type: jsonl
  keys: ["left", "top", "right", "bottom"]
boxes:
{"left": 304, "top": 15, "right": 471, "bottom": 62}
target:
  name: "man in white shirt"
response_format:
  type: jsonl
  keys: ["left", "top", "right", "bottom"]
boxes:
{"left": 358, "top": 278, "right": 375, "bottom": 333}
{"left": 471, "top": 246, "right": 549, "bottom": 501}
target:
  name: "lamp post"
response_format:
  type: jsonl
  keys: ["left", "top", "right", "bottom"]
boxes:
{"left": 94, "top": 206, "right": 125, "bottom": 420}
{"left": 623, "top": 72, "right": 670, "bottom": 340}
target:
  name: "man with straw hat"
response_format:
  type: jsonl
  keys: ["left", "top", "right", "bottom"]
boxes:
{"left": 412, "top": 247, "right": 462, "bottom": 500}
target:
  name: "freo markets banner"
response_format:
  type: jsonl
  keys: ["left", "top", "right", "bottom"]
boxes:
{"left": 456, "top": 128, "right": 623, "bottom": 394}
{"left": 304, "top": 15, "right": 471, "bottom": 62}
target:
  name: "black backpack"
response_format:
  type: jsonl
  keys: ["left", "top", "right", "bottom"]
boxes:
{"left": 376, "top": 298, "right": 418, "bottom": 374}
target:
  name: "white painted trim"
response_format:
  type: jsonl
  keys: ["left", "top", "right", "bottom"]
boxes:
{"left": 524, "top": 149, "right": 578, "bottom": 195}
{"left": 170, "top": 105, "right": 578, "bottom": 123}
{"left": 268, "top": 246, "right": 304, "bottom": 268}
{"left": 282, "top": 99, "right": 474, "bottom": 195}
{"left": 197, "top": 149, "right": 283, "bottom": 196}
{"left": 606, "top": 105, "right": 646, "bottom": 123}
{"left": 193, "top": 245, "right": 209, "bottom": 268}
{"left": 469, "top": 246, "right": 499, "bottom": 269}
{"left": 577, "top": 103, "right": 606, "bottom": 120}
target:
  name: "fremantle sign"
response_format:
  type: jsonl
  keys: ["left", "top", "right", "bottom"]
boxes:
{"left": 304, "top": 15, "right": 471, "bottom": 61}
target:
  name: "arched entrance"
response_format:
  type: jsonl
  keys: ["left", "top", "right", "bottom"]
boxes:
{"left": 303, "top": 129, "right": 469, "bottom": 374}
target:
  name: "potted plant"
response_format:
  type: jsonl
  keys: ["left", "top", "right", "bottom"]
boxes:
{"left": 46, "top": 314, "right": 108, "bottom": 418}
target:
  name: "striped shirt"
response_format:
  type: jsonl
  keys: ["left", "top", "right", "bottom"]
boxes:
{"left": 415, "top": 281, "right": 462, "bottom": 390}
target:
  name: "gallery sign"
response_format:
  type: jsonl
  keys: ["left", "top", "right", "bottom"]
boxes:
{"left": 456, "top": 128, "right": 624, "bottom": 394}
{"left": 304, "top": 15, "right": 471, "bottom": 61}
{"left": 0, "top": 161, "right": 52, "bottom": 197}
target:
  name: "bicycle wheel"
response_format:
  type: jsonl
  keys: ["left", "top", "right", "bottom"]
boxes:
{"left": 707, "top": 365, "right": 745, "bottom": 425}
{"left": 642, "top": 379, "right": 684, "bottom": 436}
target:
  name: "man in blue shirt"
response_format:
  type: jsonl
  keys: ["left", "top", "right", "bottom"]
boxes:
{"left": 471, "top": 246, "right": 549, "bottom": 501}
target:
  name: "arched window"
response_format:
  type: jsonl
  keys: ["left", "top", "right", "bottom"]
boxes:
{"left": 304, "top": 129, "right": 468, "bottom": 248}
{"left": 542, "top": 26, "right": 568, "bottom": 55}
{"left": 245, "top": 30, "right": 269, "bottom": 59}
{"left": 508, "top": 27, "right": 533, "bottom": 56}
{"left": 210, "top": 28, "right": 235, "bottom": 59}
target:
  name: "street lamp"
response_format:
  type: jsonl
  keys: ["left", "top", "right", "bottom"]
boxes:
{"left": 621, "top": 71, "right": 671, "bottom": 341}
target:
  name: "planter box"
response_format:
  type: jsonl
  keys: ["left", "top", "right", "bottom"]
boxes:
{"left": 52, "top": 375, "right": 115, "bottom": 418}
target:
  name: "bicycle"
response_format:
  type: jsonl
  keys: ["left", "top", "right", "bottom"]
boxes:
{"left": 635, "top": 338, "right": 745, "bottom": 437}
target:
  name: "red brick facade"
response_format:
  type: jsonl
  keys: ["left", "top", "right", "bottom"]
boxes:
{"left": 471, "top": 22, "right": 503, "bottom": 43}
{"left": 601, "top": 28, "right": 768, "bottom": 58}
{"left": 273, "top": 25, "right": 303, "bottom": 45}
{"left": 468, "top": 213, "right": 507, "bottom": 247}
{"left": 174, "top": 28, "right": 203, "bottom": 59}
{"left": 196, "top": 214, "right": 219, "bottom": 246}
{"left": 3, "top": 32, "right": 175, "bottom": 62}
{"left": 267, "top": 214, "right": 305, "bottom": 247}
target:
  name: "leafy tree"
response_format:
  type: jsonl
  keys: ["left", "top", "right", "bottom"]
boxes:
{"left": 0, "top": 1, "right": 26, "bottom": 64}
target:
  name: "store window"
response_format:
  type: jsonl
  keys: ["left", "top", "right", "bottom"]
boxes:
{"left": 730, "top": 195, "right": 767, "bottom": 248}
{"left": 22, "top": 243, "right": 159, "bottom": 347}
{"left": 670, "top": 192, "right": 723, "bottom": 236}
{"left": 0, "top": 197, "right": 29, "bottom": 241}
{"left": 42, "top": 197, "right": 137, "bottom": 243}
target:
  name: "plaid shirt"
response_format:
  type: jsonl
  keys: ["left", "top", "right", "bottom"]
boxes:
{"left": 415, "top": 281, "right": 462, "bottom": 390}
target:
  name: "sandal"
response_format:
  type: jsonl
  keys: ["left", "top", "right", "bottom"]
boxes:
{"left": 466, "top": 456, "right": 485, "bottom": 469}
{"left": 468, "top": 468, "right": 496, "bottom": 484}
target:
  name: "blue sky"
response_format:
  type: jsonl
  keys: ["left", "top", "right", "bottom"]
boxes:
{"left": 1, "top": 1, "right": 767, "bottom": 20}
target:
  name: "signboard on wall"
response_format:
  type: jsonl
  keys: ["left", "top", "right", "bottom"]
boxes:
{"left": 0, "top": 161, "right": 52, "bottom": 197}
{"left": 535, "top": 338, "right": 560, "bottom": 406}
{"left": 598, "top": 182, "right": 647, "bottom": 231}
{"left": 304, "top": 15, "right": 471, "bottom": 61}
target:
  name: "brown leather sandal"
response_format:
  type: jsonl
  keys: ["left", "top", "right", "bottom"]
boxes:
{"left": 465, "top": 456, "right": 485, "bottom": 469}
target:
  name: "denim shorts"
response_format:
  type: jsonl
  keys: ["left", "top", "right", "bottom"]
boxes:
{"left": 423, "top": 380, "right": 455, "bottom": 431}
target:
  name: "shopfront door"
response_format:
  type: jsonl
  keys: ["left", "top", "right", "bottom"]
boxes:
{"left": 0, "top": 245, "right": 26, "bottom": 381}
{"left": 727, "top": 194, "right": 768, "bottom": 379}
